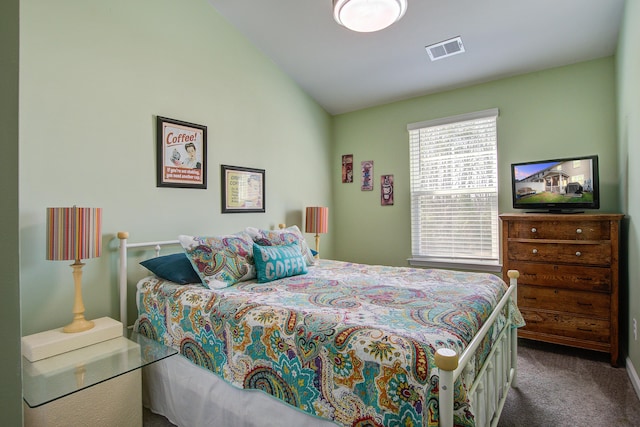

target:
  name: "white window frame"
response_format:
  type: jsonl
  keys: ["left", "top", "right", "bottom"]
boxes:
{"left": 407, "top": 108, "right": 500, "bottom": 272}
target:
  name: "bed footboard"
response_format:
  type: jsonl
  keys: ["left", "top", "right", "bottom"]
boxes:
{"left": 436, "top": 270, "right": 519, "bottom": 427}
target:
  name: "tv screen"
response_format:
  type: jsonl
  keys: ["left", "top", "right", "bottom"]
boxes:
{"left": 511, "top": 155, "right": 600, "bottom": 212}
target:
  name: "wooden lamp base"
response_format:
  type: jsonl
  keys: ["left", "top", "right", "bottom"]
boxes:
{"left": 314, "top": 233, "right": 321, "bottom": 259}
{"left": 63, "top": 260, "right": 95, "bottom": 333}
{"left": 63, "top": 318, "right": 95, "bottom": 334}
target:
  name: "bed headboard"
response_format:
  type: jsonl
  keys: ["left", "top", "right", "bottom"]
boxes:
{"left": 117, "top": 231, "right": 180, "bottom": 331}
{"left": 117, "top": 224, "right": 290, "bottom": 332}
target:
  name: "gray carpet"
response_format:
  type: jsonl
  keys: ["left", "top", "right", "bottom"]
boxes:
{"left": 143, "top": 339, "right": 640, "bottom": 426}
{"left": 498, "top": 339, "right": 640, "bottom": 426}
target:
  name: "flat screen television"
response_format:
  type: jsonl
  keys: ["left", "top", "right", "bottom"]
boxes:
{"left": 511, "top": 155, "right": 600, "bottom": 213}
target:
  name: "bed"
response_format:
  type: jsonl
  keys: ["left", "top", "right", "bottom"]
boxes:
{"left": 117, "top": 227, "right": 523, "bottom": 427}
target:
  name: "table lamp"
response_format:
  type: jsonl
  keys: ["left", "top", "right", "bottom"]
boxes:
{"left": 46, "top": 206, "right": 102, "bottom": 333}
{"left": 305, "top": 206, "right": 328, "bottom": 258}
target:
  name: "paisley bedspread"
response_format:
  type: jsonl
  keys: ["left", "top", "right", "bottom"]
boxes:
{"left": 134, "top": 259, "right": 523, "bottom": 427}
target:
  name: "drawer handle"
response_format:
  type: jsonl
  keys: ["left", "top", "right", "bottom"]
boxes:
{"left": 523, "top": 296, "right": 537, "bottom": 300}
{"left": 577, "top": 301, "right": 593, "bottom": 306}
{"left": 532, "top": 249, "right": 538, "bottom": 254}
{"left": 576, "top": 228, "right": 583, "bottom": 234}
{"left": 577, "top": 327, "right": 593, "bottom": 332}
{"left": 531, "top": 227, "right": 537, "bottom": 233}
{"left": 576, "top": 251, "right": 582, "bottom": 257}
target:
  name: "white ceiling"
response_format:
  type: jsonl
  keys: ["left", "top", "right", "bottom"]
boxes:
{"left": 207, "top": 0, "right": 626, "bottom": 115}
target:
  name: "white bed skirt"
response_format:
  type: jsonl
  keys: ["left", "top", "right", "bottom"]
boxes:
{"left": 143, "top": 354, "right": 338, "bottom": 427}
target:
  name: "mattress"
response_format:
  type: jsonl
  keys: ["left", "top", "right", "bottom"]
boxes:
{"left": 134, "top": 259, "right": 523, "bottom": 427}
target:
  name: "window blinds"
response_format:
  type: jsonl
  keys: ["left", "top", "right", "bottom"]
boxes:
{"left": 408, "top": 109, "right": 499, "bottom": 265}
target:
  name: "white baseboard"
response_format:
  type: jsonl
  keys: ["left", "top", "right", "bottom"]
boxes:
{"left": 626, "top": 356, "right": 640, "bottom": 400}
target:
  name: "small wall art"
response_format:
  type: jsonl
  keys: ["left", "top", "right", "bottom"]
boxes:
{"left": 342, "top": 154, "right": 354, "bottom": 183}
{"left": 361, "top": 160, "right": 374, "bottom": 191}
{"left": 156, "top": 116, "right": 207, "bottom": 189}
{"left": 381, "top": 174, "right": 394, "bottom": 205}
{"left": 221, "top": 165, "right": 265, "bottom": 213}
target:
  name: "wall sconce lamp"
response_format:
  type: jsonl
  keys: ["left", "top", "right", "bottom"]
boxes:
{"left": 46, "top": 206, "right": 102, "bottom": 333}
{"left": 305, "top": 206, "right": 329, "bottom": 258}
{"left": 333, "top": 0, "right": 408, "bottom": 33}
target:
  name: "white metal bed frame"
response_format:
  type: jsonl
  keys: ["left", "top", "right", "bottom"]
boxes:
{"left": 117, "top": 231, "right": 519, "bottom": 427}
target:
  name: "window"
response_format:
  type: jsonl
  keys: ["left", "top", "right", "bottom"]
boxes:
{"left": 407, "top": 108, "right": 499, "bottom": 271}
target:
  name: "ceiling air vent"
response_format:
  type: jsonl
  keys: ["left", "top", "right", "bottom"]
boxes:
{"left": 425, "top": 36, "right": 465, "bottom": 61}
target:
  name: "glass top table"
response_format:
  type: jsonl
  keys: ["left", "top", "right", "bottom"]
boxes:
{"left": 23, "top": 332, "right": 177, "bottom": 408}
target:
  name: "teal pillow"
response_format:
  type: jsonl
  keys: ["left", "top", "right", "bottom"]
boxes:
{"left": 140, "top": 253, "right": 201, "bottom": 285}
{"left": 253, "top": 243, "right": 308, "bottom": 283}
{"left": 245, "top": 225, "right": 316, "bottom": 266}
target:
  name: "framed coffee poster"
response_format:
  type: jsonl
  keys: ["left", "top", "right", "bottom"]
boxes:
{"left": 156, "top": 116, "right": 207, "bottom": 189}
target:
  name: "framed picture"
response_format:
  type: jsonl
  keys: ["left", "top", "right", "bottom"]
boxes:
{"left": 156, "top": 116, "right": 207, "bottom": 189}
{"left": 221, "top": 165, "right": 265, "bottom": 213}
{"left": 361, "top": 160, "right": 374, "bottom": 191}
{"left": 342, "top": 154, "right": 354, "bottom": 183}
{"left": 381, "top": 174, "right": 394, "bottom": 205}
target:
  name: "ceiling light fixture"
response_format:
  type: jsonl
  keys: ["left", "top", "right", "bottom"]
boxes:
{"left": 333, "top": 0, "right": 408, "bottom": 33}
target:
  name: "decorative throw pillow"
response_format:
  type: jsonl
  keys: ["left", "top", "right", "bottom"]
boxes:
{"left": 245, "top": 225, "right": 316, "bottom": 266}
{"left": 178, "top": 232, "right": 256, "bottom": 289}
{"left": 253, "top": 243, "right": 308, "bottom": 283}
{"left": 140, "top": 253, "right": 201, "bottom": 285}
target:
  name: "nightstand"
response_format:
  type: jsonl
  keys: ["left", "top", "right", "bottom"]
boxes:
{"left": 22, "top": 332, "right": 177, "bottom": 427}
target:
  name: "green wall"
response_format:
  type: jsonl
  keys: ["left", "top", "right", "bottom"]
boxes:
{"left": 1, "top": 0, "right": 23, "bottom": 424}
{"left": 19, "top": 0, "right": 333, "bottom": 336}
{"left": 15, "top": 0, "right": 637, "bottom": 420}
{"left": 332, "top": 58, "right": 619, "bottom": 267}
{"left": 617, "top": 0, "right": 640, "bottom": 381}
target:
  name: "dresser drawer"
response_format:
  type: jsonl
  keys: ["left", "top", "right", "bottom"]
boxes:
{"left": 519, "top": 308, "right": 610, "bottom": 343}
{"left": 507, "top": 241, "right": 611, "bottom": 266}
{"left": 507, "top": 262, "right": 611, "bottom": 292}
{"left": 518, "top": 285, "right": 610, "bottom": 317}
{"left": 508, "top": 220, "right": 610, "bottom": 240}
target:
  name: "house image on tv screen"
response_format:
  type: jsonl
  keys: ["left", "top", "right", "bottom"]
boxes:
{"left": 514, "top": 159, "right": 594, "bottom": 204}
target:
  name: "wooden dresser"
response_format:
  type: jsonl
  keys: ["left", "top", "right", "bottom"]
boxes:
{"left": 499, "top": 213, "right": 623, "bottom": 366}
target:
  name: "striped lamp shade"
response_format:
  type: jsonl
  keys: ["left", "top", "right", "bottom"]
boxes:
{"left": 305, "top": 207, "right": 329, "bottom": 234}
{"left": 46, "top": 207, "right": 103, "bottom": 261}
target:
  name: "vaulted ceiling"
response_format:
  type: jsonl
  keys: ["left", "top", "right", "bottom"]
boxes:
{"left": 208, "top": 0, "right": 625, "bottom": 115}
